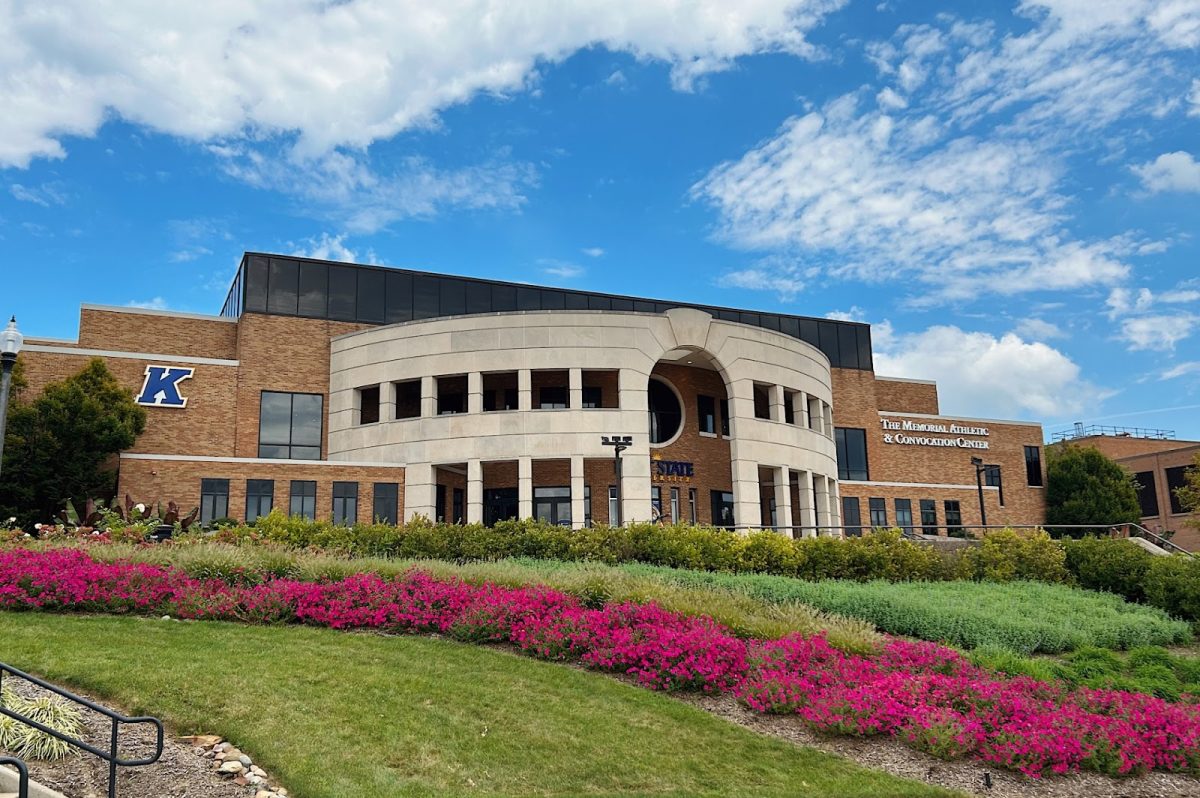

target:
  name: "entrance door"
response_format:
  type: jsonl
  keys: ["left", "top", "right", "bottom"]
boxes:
{"left": 483, "top": 488, "right": 519, "bottom": 526}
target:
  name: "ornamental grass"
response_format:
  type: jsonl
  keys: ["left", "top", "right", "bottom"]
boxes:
{"left": 1, "top": 547, "right": 1198, "bottom": 779}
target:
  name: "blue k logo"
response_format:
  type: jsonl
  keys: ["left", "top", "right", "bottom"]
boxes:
{"left": 136, "top": 365, "right": 195, "bottom": 408}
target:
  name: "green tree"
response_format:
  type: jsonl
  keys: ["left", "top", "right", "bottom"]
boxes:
{"left": 1045, "top": 444, "right": 1142, "bottom": 533}
{"left": 0, "top": 358, "right": 146, "bottom": 527}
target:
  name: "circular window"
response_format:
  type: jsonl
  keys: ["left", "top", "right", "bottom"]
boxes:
{"left": 648, "top": 378, "right": 683, "bottom": 445}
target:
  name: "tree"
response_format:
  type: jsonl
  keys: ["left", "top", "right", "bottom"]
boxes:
{"left": 1045, "top": 444, "right": 1142, "bottom": 533}
{"left": 0, "top": 358, "right": 146, "bottom": 527}
{"left": 1175, "top": 453, "right": 1200, "bottom": 530}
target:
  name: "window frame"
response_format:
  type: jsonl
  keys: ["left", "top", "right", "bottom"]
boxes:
{"left": 258, "top": 391, "right": 324, "bottom": 460}
{"left": 919, "top": 499, "right": 938, "bottom": 535}
{"left": 841, "top": 496, "right": 862, "bottom": 537}
{"left": 868, "top": 497, "right": 887, "bottom": 528}
{"left": 534, "top": 486, "right": 572, "bottom": 526}
{"left": 200, "top": 478, "right": 230, "bottom": 525}
{"left": 1024, "top": 446, "right": 1044, "bottom": 487}
{"left": 245, "top": 479, "right": 275, "bottom": 523}
{"left": 332, "top": 481, "right": 358, "bottom": 526}
{"left": 373, "top": 482, "right": 399, "bottom": 525}
{"left": 834, "top": 427, "right": 869, "bottom": 481}
{"left": 944, "top": 500, "right": 963, "bottom": 536}
{"left": 894, "top": 498, "right": 913, "bottom": 534}
{"left": 697, "top": 394, "right": 716, "bottom": 434}
{"left": 289, "top": 480, "right": 317, "bottom": 520}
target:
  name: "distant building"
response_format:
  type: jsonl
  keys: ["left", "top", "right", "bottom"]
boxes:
{"left": 17, "top": 252, "right": 1048, "bottom": 535}
{"left": 1051, "top": 424, "right": 1199, "bottom": 551}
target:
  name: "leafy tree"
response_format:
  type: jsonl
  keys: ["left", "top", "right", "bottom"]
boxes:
{"left": 1175, "top": 453, "right": 1200, "bottom": 531}
{"left": 0, "top": 358, "right": 146, "bottom": 527}
{"left": 1045, "top": 444, "right": 1142, "bottom": 533}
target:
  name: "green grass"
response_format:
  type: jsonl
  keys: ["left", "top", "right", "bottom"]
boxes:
{"left": 67, "top": 543, "right": 881, "bottom": 652}
{"left": 970, "top": 644, "right": 1200, "bottom": 700}
{"left": 0, "top": 613, "right": 954, "bottom": 798}
{"left": 601, "top": 564, "right": 1194, "bottom": 655}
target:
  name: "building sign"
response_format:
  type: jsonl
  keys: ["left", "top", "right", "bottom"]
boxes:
{"left": 136, "top": 365, "right": 195, "bottom": 408}
{"left": 652, "top": 458, "right": 695, "bottom": 482}
{"left": 880, "top": 418, "right": 990, "bottom": 450}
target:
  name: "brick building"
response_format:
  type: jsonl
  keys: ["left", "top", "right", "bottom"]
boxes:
{"left": 1050, "top": 426, "right": 1200, "bottom": 551}
{"left": 15, "top": 253, "right": 1048, "bottom": 535}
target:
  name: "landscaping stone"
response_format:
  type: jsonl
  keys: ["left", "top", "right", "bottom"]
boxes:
{"left": 217, "top": 761, "right": 243, "bottom": 775}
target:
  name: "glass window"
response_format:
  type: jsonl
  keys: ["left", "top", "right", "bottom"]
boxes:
{"left": 920, "top": 499, "right": 938, "bottom": 535}
{"left": 582, "top": 386, "right": 602, "bottom": 409}
{"left": 894, "top": 499, "right": 913, "bottom": 534}
{"left": 200, "top": 478, "right": 229, "bottom": 524}
{"left": 608, "top": 486, "right": 619, "bottom": 526}
{"left": 440, "top": 279, "right": 467, "bottom": 316}
{"left": 359, "top": 385, "right": 380, "bottom": 425}
{"left": 945, "top": 500, "right": 963, "bottom": 536}
{"left": 817, "top": 321, "right": 838, "bottom": 366}
{"left": 436, "top": 484, "right": 447, "bottom": 522}
{"left": 837, "top": 324, "right": 860, "bottom": 369}
{"left": 720, "top": 398, "right": 730, "bottom": 436}
{"left": 651, "top": 486, "right": 663, "bottom": 518}
{"left": 484, "top": 387, "right": 519, "bottom": 411}
{"left": 491, "top": 284, "right": 516, "bottom": 312}
{"left": 648, "top": 379, "right": 682, "bottom": 444}
{"left": 841, "top": 496, "right": 861, "bottom": 537}
{"left": 245, "top": 479, "right": 274, "bottom": 523}
{"left": 465, "top": 282, "right": 492, "bottom": 314}
{"left": 452, "top": 487, "right": 464, "bottom": 524}
{"left": 395, "top": 380, "right": 421, "bottom": 419}
{"left": 373, "top": 482, "right": 399, "bottom": 525}
{"left": 289, "top": 480, "right": 316, "bottom": 520}
{"left": 258, "top": 391, "right": 324, "bottom": 460}
{"left": 245, "top": 255, "right": 268, "bottom": 313}
{"left": 539, "top": 386, "right": 568, "bottom": 409}
{"left": 564, "top": 292, "right": 588, "bottom": 310}
{"left": 534, "top": 486, "right": 572, "bottom": 526}
{"left": 332, "top": 482, "right": 358, "bottom": 525}
{"left": 835, "top": 428, "right": 869, "bottom": 481}
{"left": 1166, "top": 466, "right": 1189, "bottom": 514}
{"left": 539, "top": 290, "right": 565, "bottom": 309}
{"left": 357, "top": 268, "right": 385, "bottom": 323}
{"left": 688, "top": 488, "right": 697, "bottom": 524}
{"left": 588, "top": 295, "right": 612, "bottom": 311}
{"left": 670, "top": 487, "right": 680, "bottom": 524}
{"left": 267, "top": 259, "right": 299, "bottom": 315}
{"left": 753, "top": 385, "right": 771, "bottom": 419}
{"left": 857, "top": 327, "right": 873, "bottom": 372}
{"left": 1024, "top": 446, "right": 1043, "bottom": 487}
{"left": 698, "top": 394, "right": 716, "bottom": 434}
{"left": 385, "top": 272, "right": 413, "bottom": 324}
{"left": 516, "top": 286, "right": 541, "bottom": 311}
{"left": 327, "top": 264, "right": 357, "bottom": 321}
{"left": 484, "top": 488, "right": 518, "bottom": 526}
{"left": 710, "top": 490, "right": 735, "bottom": 528}
{"left": 983, "top": 464, "right": 1004, "bottom": 506}
{"left": 413, "top": 275, "right": 440, "bottom": 319}
{"left": 584, "top": 485, "right": 592, "bottom": 527}
{"left": 868, "top": 497, "right": 887, "bottom": 528}
{"left": 783, "top": 391, "right": 796, "bottom": 424}
{"left": 1133, "top": 471, "right": 1159, "bottom": 517}
{"left": 298, "top": 262, "right": 328, "bottom": 317}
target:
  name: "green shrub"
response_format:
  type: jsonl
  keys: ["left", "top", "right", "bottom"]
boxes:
{"left": 967, "top": 645, "right": 1059, "bottom": 682}
{"left": 964, "top": 529, "right": 1068, "bottom": 583}
{"left": 1144, "top": 555, "right": 1200, "bottom": 621}
{"left": 1064, "top": 646, "right": 1123, "bottom": 679}
{"left": 1063, "top": 537, "right": 1152, "bottom": 602}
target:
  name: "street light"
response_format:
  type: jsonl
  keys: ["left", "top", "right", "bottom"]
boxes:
{"left": 601, "top": 435, "right": 632, "bottom": 526}
{"left": 0, "top": 316, "right": 24, "bottom": 480}
{"left": 970, "top": 457, "right": 999, "bottom": 530}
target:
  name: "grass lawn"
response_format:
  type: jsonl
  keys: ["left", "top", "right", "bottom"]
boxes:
{"left": 0, "top": 612, "right": 953, "bottom": 798}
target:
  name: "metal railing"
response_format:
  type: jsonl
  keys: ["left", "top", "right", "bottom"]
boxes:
{"left": 1051, "top": 424, "right": 1176, "bottom": 442}
{"left": 0, "top": 663, "right": 163, "bottom": 798}
{"left": 0, "top": 756, "right": 28, "bottom": 798}
{"left": 1126, "top": 523, "right": 1195, "bottom": 557}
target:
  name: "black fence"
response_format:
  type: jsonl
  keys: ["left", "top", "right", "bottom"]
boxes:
{"left": 0, "top": 756, "right": 28, "bottom": 798}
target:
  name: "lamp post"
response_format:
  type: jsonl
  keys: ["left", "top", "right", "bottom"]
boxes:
{"left": 0, "top": 317, "right": 23, "bottom": 480}
{"left": 970, "top": 456, "right": 996, "bottom": 530}
{"left": 601, "top": 435, "right": 632, "bottom": 526}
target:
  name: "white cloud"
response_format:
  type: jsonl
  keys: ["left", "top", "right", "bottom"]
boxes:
{"left": 290, "top": 233, "right": 360, "bottom": 263}
{"left": 9, "top": 181, "right": 67, "bottom": 206}
{"left": 540, "top": 259, "right": 585, "bottom": 279}
{"left": 581, "top": 247, "right": 605, "bottom": 258}
{"left": 1161, "top": 361, "right": 1200, "bottom": 380}
{"left": 1190, "top": 78, "right": 1200, "bottom": 116}
{"left": 873, "top": 324, "right": 1094, "bottom": 418}
{"left": 1119, "top": 314, "right": 1199, "bottom": 350}
{"left": 1132, "top": 151, "right": 1200, "bottom": 193}
{"left": 0, "top": 0, "right": 846, "bottom": 169}
{"left": 1013, "top": 317, "right": 1065, "bottom": 340}
{"left": 718, "top": 268, "right": 804, "bottom": 299}
{"left": 825, "top": 306, "right": 867, "bottom": 322}
{"left": 125, "top": 297, "right": 169, "bottom": 310}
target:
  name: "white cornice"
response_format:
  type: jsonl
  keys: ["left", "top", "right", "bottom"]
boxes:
{"left": 23, "top": 344, "right": 239, "bottom": 367}
{"left": 81, "top": 303, "right": 237, "bottom": 323}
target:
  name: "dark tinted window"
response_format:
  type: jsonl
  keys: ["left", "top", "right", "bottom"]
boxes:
{"left": 564, "top": 292, "right": 588, "bottom": 310}
{"left": 267, "top": 259, "right": 299, "bottom": 315}
{"left": 710, "top": 490, "right": 734, "bottom": 527}
{"left": 837, "top": 324, "right": 859, "bottom": 369}
{"left": 798, "top": 318, "right": 819, "bottom": 348}
{"left": 373, "top": 482, "right": 399, "bottom": 525}
{"left": 648, "top": 379, "right": 682, "bottom": 444}
{"left": 841, "top": 496, "right": 862, "bottom": 536}
{"left": 945, "top": 500, "right": 963, "bottom": 534}
{"left": 894, "top": 498, "right": 913, "bottom": 533}
{"left": 582, "top": 386, "right": 602, "bottom": 408}
{"left": 359, "top": 385, "right": 380, "bottom": 424}
{"left": 440, "top": 278, "right": 467, "bottom": 316}
{"left": 1024, "top": 446, "right": 1043, "bottom": 487}
{"left": 289, "top": 480, "right": 316, "bottom": 520}
{"left": 920, "top": 499, "right": 937, "bottom": 533}
{"left": 357, "top": 268, "right": 385, "bottom": 323}
{"left": 246, "top": 479, "right": 275, "bottom": 523}
{"left": 327, "top": 265, "right": 357, "bottom": 321}
{"left": 588, "top": 295, "right": 612, "bottom": 311}
{"left": 332, "top": 481, "right": 358, "bottom": 525}
{"left": 385, "top": 272, "right": 413, "bottom": 323}
{"left": 517, "top": 286, "right": 541, "bottom": 310}
{"left": 540, "top": 290, "right": 565, "bottom": 310}
{"left": 817, "top": 321, "right": 838, "bottom": 364}
{"left": 835, "top": 428, "right": 869, "bottom": 481}
{"left": 1166, "top": 466, "right": 1190, "bottom": 514}
{"left": 1135, "top": 471, "right": 1159, "bottom": 517}
{"left": 856, "top": 327, "right": 873, "bottom": 371}
{"left": 610, "top": 297, "right": 634, "bottom": 311}
{"left": 245, "top": 255, "right": 269, "bottom": 312}
{"left": 259, "top": 391, "right": 323, "bottom": 459}
{"left": 868, "top": 497, "right": 887, "bottom": 528}
{"left": 466, "top": 282, "right": 492, "bottom": 314}
{"left": 298, "top": 262, "right": 328, "bottom": 317}
{"left": 200, "top": 478, "right": 230, "bottom": 524}
{"left": 491, "top": 284, "right": 517, "bottom": 312}
{"left": 413, "top": 275, "right": 440, "bottom": 319}
{"left": 395, "top": 380, "right": 421, "bottom": 419}
{"left": 698, "top": 394, "right": 716, "bottom": 434}
{"left": 779, "top": 316, "right": 799, "bottom": 338}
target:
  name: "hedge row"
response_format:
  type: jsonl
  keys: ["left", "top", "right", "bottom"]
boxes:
{"left": 1064, "top": 537, "right": 1200, "bottom": 622}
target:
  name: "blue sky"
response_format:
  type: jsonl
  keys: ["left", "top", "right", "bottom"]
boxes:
{"left": 1, "top": 0, "right": 1198, "bottom": 440}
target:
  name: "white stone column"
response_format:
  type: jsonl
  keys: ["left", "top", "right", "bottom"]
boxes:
{"left": 420, "top": 375, "right": 436, "bottom": 418}
{"left": 768, "top": 383, "right": 786, "bottom": 423}
{"left": 379, "top": 381, "right": 395, "bottom": 422}
{"left": 518, "top": 456, "right": 533, "bottom": 519}
{"left": 828, "top": 478, "right": 843, "bottom": 537}
{"left": 404, "top": 462, "right": 436, "bottom": 522}
{"left": 466, "top": 459, "right": 483, "bottom": 525}
{"left": 823, "top": 403, "right": 834, "bottom": 438}
{"left": 619, "top": 448, "right": 652, "bottom": 525}
{"left": 569, "top": 367, "right": 583, "bottom": 410}
{"left": 730, "top": 457, "right": 762, "bottom": 530}
{"left": 518, "top": 369, "right": 532, "bottom": 412}
{"left": 570, "top": 455, "right": 586, "bottom": 529}
{"left": 467, "top": 372, "right": 483, "bottom": 414}
{"left": 814, "top": 474, "right": 832, "bottom": 534}
{"left": 773, "top": 466, "right": 793, "bottom": 537}
{"left": 797, "top": 470, "right": 817, "bottom": 537}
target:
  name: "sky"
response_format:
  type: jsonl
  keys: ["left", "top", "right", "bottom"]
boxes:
{"left": 1, "top": 0, "right": 1198, "bottom": 441}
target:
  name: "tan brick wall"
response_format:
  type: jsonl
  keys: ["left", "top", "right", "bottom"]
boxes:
{"left": 1052, "top": 435, "right": 1194, "bottom": 460}
{"left": 875, "top": 378, "right": 939, "bottom": 414}
{"left": 1116, "top": 444, "right": 1200, "bottom": 551}
{"left": 77, "top": 308, "right": 238, "bottom": 360}
{"left": 118, "top": 458, "right": 405, "bottom": 523}
{"left": 839, "top": 483, "right": 1008, "bottom": 532}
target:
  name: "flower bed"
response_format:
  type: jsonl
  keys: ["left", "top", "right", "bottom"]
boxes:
{"left": 1, "top": 547, "right": 1198, "bottom": 779}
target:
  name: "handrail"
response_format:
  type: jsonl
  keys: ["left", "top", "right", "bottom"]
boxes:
{"left": 0, "top": 756, "right": 29, "bottom": 798}
{"left": 1126, "top": 523, "right": 1196, "bottom": 558}
{"left": 0, "top": 663, "right": 163, "bottom": 798}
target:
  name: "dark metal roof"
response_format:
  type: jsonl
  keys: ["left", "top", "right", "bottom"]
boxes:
{"left": 221, "top": 252, "right": 874, "bottom": 371}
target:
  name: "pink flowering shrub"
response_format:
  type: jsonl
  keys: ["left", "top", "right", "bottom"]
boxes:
{"left": 1, "top": 547, "right": 1198, "bottom": 780}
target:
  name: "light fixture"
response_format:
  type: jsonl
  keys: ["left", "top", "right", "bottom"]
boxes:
{"left": 0, "top": 316, "right": 21, "bottom": 357}
{"left": 0, "top": 316, "right": 24, "bottom": 481}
